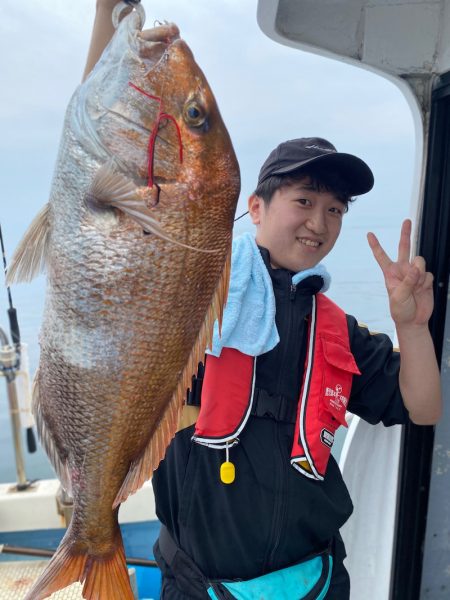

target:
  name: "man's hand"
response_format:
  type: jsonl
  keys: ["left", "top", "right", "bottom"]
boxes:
{"left": 83, "top": 1, "right": 134, "bottom": 81}
{"left": 367, "top": 219, "right": 434, "bottom": 327}
{"left": 96, "top": 0, "right": 130, "bottom": 9}
{"left": 368, "top": 219, "right": 441, "bottom": 425}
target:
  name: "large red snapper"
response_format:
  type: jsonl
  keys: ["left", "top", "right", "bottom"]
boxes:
{"left": 7, "top": 5, "right": 240, "bottom": 599}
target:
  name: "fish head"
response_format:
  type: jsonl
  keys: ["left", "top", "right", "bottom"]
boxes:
{"left": 81, "top": 12, "right": 240, "bottom": 234}
{"left": 134, "top": 36, "right": 241, "bottom": 227}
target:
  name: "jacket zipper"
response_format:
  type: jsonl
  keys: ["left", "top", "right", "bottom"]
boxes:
{"left": 263, "top": 422, "right": 288, "bottom": 571}
{"left": 263, "top": 277, "right": 295, "bottom": 571}
{"left": 277, "top": 279, "right": 296, "bottom": 391}
{"left": 290, "top": 282, "right": 297, "bottom": 300}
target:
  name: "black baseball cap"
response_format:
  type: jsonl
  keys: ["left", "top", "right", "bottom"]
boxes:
{"left": 257, "top": 137, "right": 374, "bottom": 196}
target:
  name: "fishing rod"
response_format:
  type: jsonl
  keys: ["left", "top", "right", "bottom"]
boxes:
{"left": 0, "top": 223, "right": 20, "bottom": 348}
{"left": 234, "top": 210, "right": 249, "bottom": 222}
{"left": 0, "top": 222, "right": 37, "bottom": 492}
{"left": 0, "top": 543, "right": 158, "bottom": 568}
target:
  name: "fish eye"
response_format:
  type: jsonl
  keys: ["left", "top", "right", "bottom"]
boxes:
{"left": 183, "top": 101, "right": 206, "bottom": 128}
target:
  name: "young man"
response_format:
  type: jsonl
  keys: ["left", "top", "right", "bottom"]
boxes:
{"left": 151, "top": 138, "right": 441, "bottom": 599}
{"left": 86, "top": 5, "right": 441, "bottom": 598}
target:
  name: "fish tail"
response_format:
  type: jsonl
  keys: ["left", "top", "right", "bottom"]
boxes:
{"left": 22, "top": 531, "right": 87, "bottom": 600}
{"left": 81, "top": 536, "right": 135, "bottom": 600}
{"left": 23, "top": 527, "right": 135, "bottom": 600}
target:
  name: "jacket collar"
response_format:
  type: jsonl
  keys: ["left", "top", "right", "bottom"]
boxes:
{"left": 258, "top": 246, "right": 326, "bottom": 295}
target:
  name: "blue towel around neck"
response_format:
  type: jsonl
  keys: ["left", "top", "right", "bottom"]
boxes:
{"left": 207, "top": 232, "right": 331, "bottom": 357}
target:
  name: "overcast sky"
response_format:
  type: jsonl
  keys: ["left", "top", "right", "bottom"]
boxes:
{"left": 0, "top": 0, "right": 418, "bottom": 346}
{"left": 1, "top": 0, "right": 416, "bottom": 230}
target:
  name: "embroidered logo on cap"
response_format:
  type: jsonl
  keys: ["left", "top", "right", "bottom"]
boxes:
{"left": 321, "top": 428, "right": 334, "bottom": 448}
{"left": 305, "top": 145, "right": 335, "bottom": 153}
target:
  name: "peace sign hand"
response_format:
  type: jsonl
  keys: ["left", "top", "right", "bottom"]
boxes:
{"left": 367, "top": 219, "right": 434, "bottom": 327}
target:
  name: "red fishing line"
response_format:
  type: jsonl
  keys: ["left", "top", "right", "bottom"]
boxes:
{"left": 128, "top": 81, "right": 183, "bottom": 187}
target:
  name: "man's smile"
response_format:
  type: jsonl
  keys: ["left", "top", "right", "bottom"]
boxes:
{"left": 296, "top": 237, "right": 322, "bottom": 248}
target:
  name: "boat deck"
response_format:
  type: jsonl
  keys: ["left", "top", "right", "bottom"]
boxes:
{"left": 0, "top": 560, "right": 140, "bottom": 599}
{"left": 0, "top": 560, "right": 85, "bottom": 599}
{"left": 0, "top": 519, "right": 161, "bottom": 599}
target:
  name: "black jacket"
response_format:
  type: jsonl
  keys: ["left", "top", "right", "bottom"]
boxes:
{"left": 152, "top": 247, "right": 408, "bottom": 582}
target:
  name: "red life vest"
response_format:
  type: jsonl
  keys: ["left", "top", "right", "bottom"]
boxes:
{"left": 193, "top": 293, "right": 361, "bottom": 481}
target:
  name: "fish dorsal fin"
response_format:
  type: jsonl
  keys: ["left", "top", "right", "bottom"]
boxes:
{"left": 112, "top": 245, "right": 232, "bottom": 508}
{"left": 6, "top": 203, "right": 50, "bottom": 285}
{"left": 89, "top": 163, "right": 218, "bottom": 254}
{"left": 33, "top": 371, "right": 73, "bottom": 495}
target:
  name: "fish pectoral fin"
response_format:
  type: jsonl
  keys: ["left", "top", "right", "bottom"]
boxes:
{"left": 89, "top": 162, "right": 218, "bottom": 253}
{"left": 6, "top": 203, "right": 50, "bottom": 285}
{"left": 88, "top": 162, "right": 160, "bottom": 232}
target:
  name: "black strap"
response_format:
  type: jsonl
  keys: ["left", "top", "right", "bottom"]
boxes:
{"left": 158, "top": 526, "right": 336, "bottom": 599}
{"left": 158, "top": 525, "right": 178, "bottom": 566}
{"left": 158, "top": 526, "right": 210, "bottom": 599}
{"left": 186, "top": 365, "right": 299, "bottom": 425}
{"left": 250, "top": 388, "right": 298, "bottom": 424}
{"left": 186, "top": 361, "right": 205, "bottom": 407}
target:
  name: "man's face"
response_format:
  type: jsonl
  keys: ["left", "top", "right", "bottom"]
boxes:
{"left": 249, "top": 177, "right": 344, "bottom": 271}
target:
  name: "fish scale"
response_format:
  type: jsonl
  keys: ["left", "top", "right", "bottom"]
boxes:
{"left": 7, "top": 7, "right": 239, "bottom": 600}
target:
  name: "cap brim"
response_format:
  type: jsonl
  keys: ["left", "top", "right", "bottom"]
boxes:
{"left": 271, "top": 152, "right": 374, "bottom": 196}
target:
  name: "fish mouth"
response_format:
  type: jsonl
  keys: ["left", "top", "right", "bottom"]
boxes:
{"left": 135, "top": 23, "right": 181, "bottom": 63}
{"left": 139, "top": 23, "right": 180, "bottom": 45}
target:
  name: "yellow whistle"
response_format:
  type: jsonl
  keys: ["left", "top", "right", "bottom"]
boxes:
{"left": 220, "top": 461, "right": 235, "bottom": 484}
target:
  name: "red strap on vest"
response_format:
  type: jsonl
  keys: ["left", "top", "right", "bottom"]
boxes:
{"left": 290, "top": 294, "right": 360, "bottom": 480}
{"left": 194, "top": 348, "right": 255, "bottom": 443}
